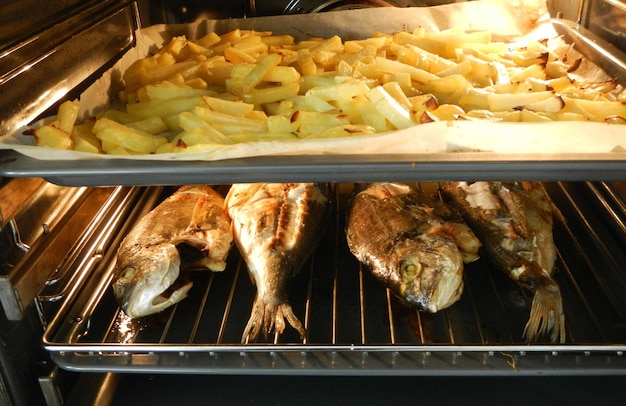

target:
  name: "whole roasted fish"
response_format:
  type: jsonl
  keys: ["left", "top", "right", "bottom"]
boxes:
{"left": 440, "top": 181, "right": 565, "bottom": 343}
{"left": 225, "top": 183, "right": 328, "bottom": 342}
{"left": 346, "top": 182, "right": 481, "bottom": 313}
{"left": 113, "top": 185, "right": 233, "bottom": 318}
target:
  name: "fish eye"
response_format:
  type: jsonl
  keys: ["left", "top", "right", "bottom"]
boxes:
{"left": 400, "top": 260, "right": 421, "bottom": 282}
{"left": 121, "top": 268, "right": 136, "bottom": 279}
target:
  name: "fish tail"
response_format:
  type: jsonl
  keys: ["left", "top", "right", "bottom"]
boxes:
{"left": 242, "top": 299, "right": 264, "bottom": 343}
{"left": 241, "top": 298, "right": 305, "bottom": 343}
{"left": 281, "top": 303, "right": 306, "bottom": 339}
{"left": 523, "top": 278, "right": 566, "bottom": 343}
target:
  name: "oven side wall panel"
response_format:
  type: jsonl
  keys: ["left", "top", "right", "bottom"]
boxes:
{"left": 0, "top": 307, "right": 49, "bottom": 406}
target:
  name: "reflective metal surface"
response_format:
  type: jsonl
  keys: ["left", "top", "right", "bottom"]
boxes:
{"left": 0, "top": 2, "right": 137, "bottom": 140}
{"left": 0, "top": 181, "right": 139, "bottom": 321}
{"left": 250, "top": 0, "right": 430, "bottom": 16}
{"left": 586, "top": 0, "right": 626, "bottom": 53}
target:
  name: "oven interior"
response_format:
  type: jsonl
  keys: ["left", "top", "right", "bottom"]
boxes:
{"left": 1, "top": 0, "right": 626, "bottom": 405}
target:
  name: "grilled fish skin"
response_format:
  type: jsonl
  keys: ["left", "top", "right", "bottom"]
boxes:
{"left": 440, "top": 181, "right": 565, "bottom": 343}
{"left": 225, "top": 183, "right": 328, "bottom": 342}
{"left": 113, "top": 185, "right": 233, "bottom": 318}
{"left": 346, "top": 183, "right": 481, "bottom": 313}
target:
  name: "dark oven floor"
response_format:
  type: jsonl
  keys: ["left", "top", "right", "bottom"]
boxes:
{"left": 64, "top": 373, "right": 626, "bottom": 406}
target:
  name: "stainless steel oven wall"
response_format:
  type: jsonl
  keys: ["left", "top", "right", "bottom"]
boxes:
{"left": 0, "top": 177, "right": 146, "bottom": 405}
{"left": 248, "top": 0, "right": 448, "bottom": 17}
{"left": 136, "top": 0, "right": 246, "bottom": 25}
{"left": 585, "top": 0, "right": 626, "bottom": 52}
{"left": 0, "top": 0, "right": 138, "bottom": 140}
{"left": 136, "top": 0, "right": 461, "bottom": 23}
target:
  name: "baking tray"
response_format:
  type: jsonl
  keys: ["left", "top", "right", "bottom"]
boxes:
{"left": 1, "top": 17, "right": 626, "bottom": 186}
{"left": 41, "top": 182, "right": 626, "bottom": 375}
{"left": 3, "top": 149, "right": 626, "bottom": 186}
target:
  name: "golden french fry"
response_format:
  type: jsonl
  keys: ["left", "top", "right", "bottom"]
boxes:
{"left": 487, "top": 91, "right": 558, "bottom": 112}
{"left": 562, "top": 97, "right": 626, "bottom": 121}
{"left": 192, "top": 105, "right": 267, "bottom": 134}
{"left": 298, "top": 75, "right": 336, "bottom": 93}
{"left": 316, "top": 124, "right": 376, "bottom": 139}
{"left": 56, "top": 100, "right": 80, "bottom": 134}
{"left": 524, "top": 94, "right": 565, "bottom": 113}
{"left": 93, "top": 118, "right": 168, "bottom": 153}
{"left": 359, "top": 102, "right": 391, "bottom": 132}
{"left": 33, "top": 125, "right": 73, "bottom": 149}
{"left": 263, "top": 100, "right": 295, "bottom": 116}
{"left": 457, "top": 88, "right": 491, "bottom": 111}
{"left": 290, "top": 111, "right": 351, "bottom": 138}
{"left": 224, "top": 46, "right": 258, "bottom": 64}
{"left": 288, "top": 94, "right": 336, "bottom": 113}
{"left": 233, "top": 34, "right": 269, "bottom": 56}
{"left": 375, "top": 56, "right": 439, "bottom": 84}
{"left": 71, "top": 122, "right": 101, "bottom": 153}
{"left": 178, "top": 111, "right": 232, "bottom": 144}
{"left": 138, "top": 85, "right": 218, "bottom": 101}
{"left": 100, "top": 109, "right": 141, "bottom": 124}
{"left": 71, "top": 133, "right": 101, "bottom": 154}
{"left": 195, "top": 32, "right": 221, "bottom": 48}
{"left": 241, "top": 82, "right": 300, "bottom": 105}
{"left": 509, "top": 64, "right": 547, "bottom": 83}
{"left": 428, "top": 104, "right": 466, "bottom": 121}
{"left": 305, "top": 80, "right": 370, "bottom": 102}
{"left": 366, "top": 86, "right": 415, "bottom": 129}
{"left": 260, "top": 34, "right": 295, "bottom": 47}
{"left": 263, "top": 66, "right": 301, "bottom": 84}
{"left": 392, "top": 36, "right": 457, "bottom": 73}
{"left": 126, "top": 116, "right": 169, "bottom": 134}
{"left": 381, "top": 81, "right": 412, "bottom": 111}
{"left": 126, "top": 95, "right": 205, "bottom": 120}
{"left": 267, "top": 115, "right": 293, "bottom": 133}
{"left": 242, "top": 53, "right": 282, "bottom": 92}
{"left": 178, "top": 127, "right": 226, "bottom": 146}
{"left": 296, "top": 49, "right": 318, "bottom": 76}
{"left": 155, "top": 142, "right": 177, "bottom": 154}
{"left": 519, "top": 109, "right": 554, "bottom": 122}
{"left": 202, "top": 95, "right": 255, "bottom": 116}
{"left": 433, "top": 59, "right": 473, "bottom": 79}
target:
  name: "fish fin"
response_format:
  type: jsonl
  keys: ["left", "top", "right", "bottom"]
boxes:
{"left": 523, "top": 278, "right": 566, "bottom": 343}
{"left": 193, "top": 256, "right": 228, "bottom": 272}
{"left": 430, "top": 223, "right": 481, "bottom": 264}
{"left": 168, "top": 199, "right": 212, "bottom": 251}
{"left": 241, "top": 299, "right": 305, "bottom": 343}
{"left": 186, "top": 194, "right": 220, "bottom": 232}
{"left": 281, "top": 304, "right": 306, "bottom": 339}
{"left": 242, "top": 300, "right": 264, "bottom": 343}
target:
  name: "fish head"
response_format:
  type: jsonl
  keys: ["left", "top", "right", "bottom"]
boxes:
{"left": 394, "top": 235, "right": 464, "bottom": 312}
{"left": 112, "top": 244, "right": 191, "bottom": 318}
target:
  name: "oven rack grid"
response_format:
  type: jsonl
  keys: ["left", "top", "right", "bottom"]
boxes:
{"left": 42, "top": 182, "right": 626, "bottom": 374}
